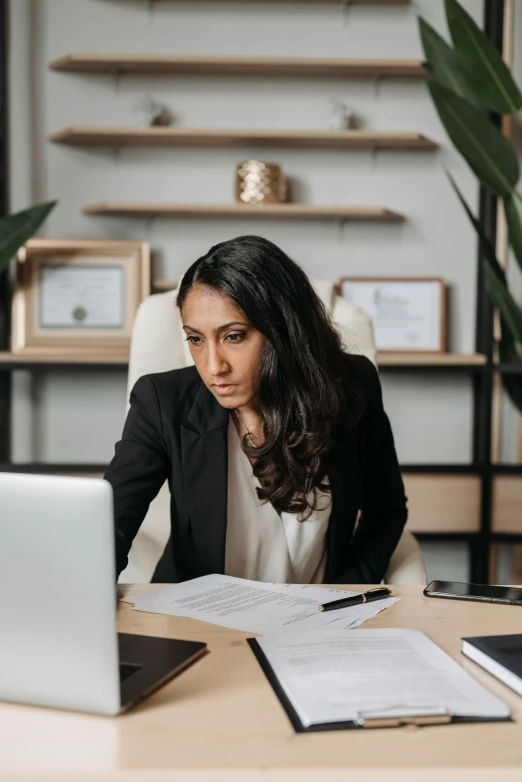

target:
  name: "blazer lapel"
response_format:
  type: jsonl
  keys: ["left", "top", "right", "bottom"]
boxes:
{"left": 325, "top": 427, "right": 361, "bottom": 581}
{"left": 180, "top": 379, "right": 361, "bottom": 581}
{"left": 181, "top": 381, "right": 229, "bottom": 575}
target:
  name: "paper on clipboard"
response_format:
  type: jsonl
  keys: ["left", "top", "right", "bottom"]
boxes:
{"left": 252, "top": 628, "right": 511, "bottom": 729}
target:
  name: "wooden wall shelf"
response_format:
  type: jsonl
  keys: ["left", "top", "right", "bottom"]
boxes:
{"left": 50, "top": 127, "right": 437, "bottom": 150}
{"left": 0, "top": 350, "right": 486, "bottom": 372}
{"left": 378, "top": 353, "right": 487, "bottom": 368}
{"left": 84, "top": 202, "right": 405, "bottom": 222}
{"left": 0, "top": 352, "right": 128, "bottom": 369}
{"left": 137, "top": 0, "right": 410, "bottom": 4}
{"left": 50, "top": 54, "right": 426, "bottom": 79}
{"left": 0, "top": 351, "right": 486, "bottom": 370}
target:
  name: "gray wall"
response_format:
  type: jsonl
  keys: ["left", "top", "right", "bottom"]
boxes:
{"left": 8, "top": 0, "right": 487, "bottom": 578}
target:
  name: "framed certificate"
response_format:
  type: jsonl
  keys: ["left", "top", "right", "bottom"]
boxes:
{"left": 39, "top": 265, "right": 125, "bottom": 329}
{"left": 11, "top": 239, "right": 150, "bottom": 355}
{"left": 337, "top": 277, "right": 446, "bottom": 353}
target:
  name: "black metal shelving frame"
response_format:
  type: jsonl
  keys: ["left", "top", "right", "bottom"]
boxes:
{"left": 0, "top": 0, "right": 521, "bottom": 582}
{"left": 0, "top": 0, "right": 8, "bottom": 466}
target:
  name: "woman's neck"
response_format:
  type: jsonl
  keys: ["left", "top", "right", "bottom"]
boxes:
{"left": 232, "top": 404, "right": 265, "bottom": 447}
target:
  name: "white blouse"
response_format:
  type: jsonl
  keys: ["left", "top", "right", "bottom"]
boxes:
{"left": 224, "top": 416, "right": 332, "bottom": 584}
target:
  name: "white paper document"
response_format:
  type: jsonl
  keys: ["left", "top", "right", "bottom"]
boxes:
{"left": 122, "top": 574, "right": 399, "bottom": 634}
{"left": 254, "top": 628, "right": 511, "bottom": 728}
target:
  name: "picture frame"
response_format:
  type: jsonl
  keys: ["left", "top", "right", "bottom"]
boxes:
{"left": 11, "top": 239, "right": 150, "bottom": 355}
{"left": 337, "top": 277, "right": 446, "bottom": 353}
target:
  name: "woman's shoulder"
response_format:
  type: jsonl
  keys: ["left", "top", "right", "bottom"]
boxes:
{"left": 131, "top": 366, "right": 202, "bottom": 410}
{"left": 339, "top": 353, "right": 383, "bottom": 425}
{"left": 341, "top": 352, "right": 380, "bottom": 394}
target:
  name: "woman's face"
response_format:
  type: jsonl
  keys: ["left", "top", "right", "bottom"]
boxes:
{"left": 181, "top": 285, "right": 264, "bottom": 409}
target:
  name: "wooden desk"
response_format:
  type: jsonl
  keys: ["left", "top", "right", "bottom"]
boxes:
{"left": 0, "top": 584, "right": 521, "bottom": 782}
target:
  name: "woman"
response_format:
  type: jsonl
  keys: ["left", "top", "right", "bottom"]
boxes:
{"left": 105, "top": 235, "right": 407, "bottom": 584}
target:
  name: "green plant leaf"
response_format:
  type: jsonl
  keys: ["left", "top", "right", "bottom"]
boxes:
{"left": 499, "top": 320, "right": 522, "bottom": 364}
{"left": 499, "top": 352, "right": 522, "bottom": 412}
{"left": 449, "top": 175, "right": 522, "bottom": 412}
{"left": 497, "top": 316, "right": 522, "bottom": 411}
{"left": 501, "top": 196, "right": 522, "bottom": 403}
{"left": 418, "top": 16, "right": 480, "bottom": 108}
{"left": 429, "top": 80, "right": 519, "bottom": 198}
{"left": 448, "top": 174, "right": 522, "bottom": 345}
{"left": 503, "top": 194, "right": 522, "bottom": 276}
{"left": 448, "top": 173, "right": 506, "bottom": 281}
{"left": 445, "top": 0, "right": 522, "bottom": 115}
{"left": 482, "top": 261, "right": 522, "bottom": 344}
{"left": 502, "top": 375, "right": 522, "bottom": 412}
{"left": 0, "top": 201, "right": 57, "bottom": 274}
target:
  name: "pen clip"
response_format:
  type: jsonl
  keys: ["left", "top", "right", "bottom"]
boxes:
{"left": 354, "top": 705, "right": 451, "bottom": 729}
{"left": 360, "top": 587, "right": 391, "bottom": 603}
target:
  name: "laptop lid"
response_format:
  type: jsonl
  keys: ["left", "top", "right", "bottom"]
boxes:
{"left": 0, "top": 473, "right": 121, "bottom": 715}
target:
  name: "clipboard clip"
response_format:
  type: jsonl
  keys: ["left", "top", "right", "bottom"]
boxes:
{"left": 354, "top": 705, "right": 451, "bottom": 729}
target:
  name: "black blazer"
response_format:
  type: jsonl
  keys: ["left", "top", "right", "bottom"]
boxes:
{"left": 105, "top": 354, "right": 408, "bottom": 584}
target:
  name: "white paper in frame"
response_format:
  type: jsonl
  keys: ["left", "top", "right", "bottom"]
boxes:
{"left": 338, "top": 277, "right": 446, "bottom": 353}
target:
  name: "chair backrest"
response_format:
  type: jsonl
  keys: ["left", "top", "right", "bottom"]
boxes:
{"left": 127, "top": 280, "right": 377, "bottom": 405}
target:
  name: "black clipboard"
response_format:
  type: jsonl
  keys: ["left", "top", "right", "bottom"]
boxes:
{"left": 247, "top": 638, "right": 513, "bottom": 733}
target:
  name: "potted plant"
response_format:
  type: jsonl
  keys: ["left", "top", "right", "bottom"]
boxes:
{"left": 420, "top": 0, "right": 522, "bottom": 407}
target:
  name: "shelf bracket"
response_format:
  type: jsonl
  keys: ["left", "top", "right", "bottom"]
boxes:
{"left": 109, "top": 68, "right": 121, "bottom": 98}
{"left": 145, "top": 215, "right": 155, "bottom": 237}
{"left": 335, "top": 217, "right": 348, "bottom": 243}
{"left": 372, "top": 75, "right": 383, "bottom": 101}
{"left": 112, "top": 143, "right": 123, "bottom": 165}
{"left": 340, "top": 0, "right": 354, "bottom": 27}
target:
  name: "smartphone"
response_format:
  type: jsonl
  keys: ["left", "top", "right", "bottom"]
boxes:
{"left": 424, "top": 580, "right": 522, "bottom": 606}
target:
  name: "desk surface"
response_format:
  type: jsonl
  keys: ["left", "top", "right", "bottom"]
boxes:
{"left": 1, "top": 584, "right": 522, "bottom": 782}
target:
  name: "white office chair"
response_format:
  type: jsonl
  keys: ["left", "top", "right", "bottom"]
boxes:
{"left": 119, "top": 280, "right": 426, "bottom": 585}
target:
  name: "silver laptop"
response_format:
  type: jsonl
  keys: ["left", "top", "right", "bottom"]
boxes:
{"left": 0, "top": 473, "right": 206, "bottom": 715}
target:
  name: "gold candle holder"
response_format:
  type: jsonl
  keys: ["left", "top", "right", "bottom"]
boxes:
{"left": 235, "top": 160, "right": 287, "bottom": 205}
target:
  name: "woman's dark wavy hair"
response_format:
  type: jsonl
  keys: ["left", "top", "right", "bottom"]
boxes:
{"left": 177, "top": 235, "right": 364, "bottom": 520}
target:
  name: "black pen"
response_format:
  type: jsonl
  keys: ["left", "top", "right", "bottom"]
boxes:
{"left": 318, "top": 587, "right": 392, "bottom": 612}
